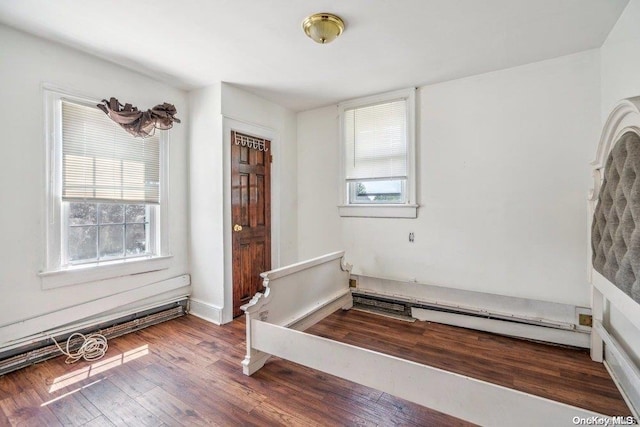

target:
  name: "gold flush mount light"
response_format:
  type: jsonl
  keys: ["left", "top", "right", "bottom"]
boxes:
{"left": 302, "top": 13, "right": 345, "bottom": 44}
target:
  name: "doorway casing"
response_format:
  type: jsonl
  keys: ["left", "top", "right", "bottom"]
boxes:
{"left": 222, "top": 117, "right": 280, "bottom": 324}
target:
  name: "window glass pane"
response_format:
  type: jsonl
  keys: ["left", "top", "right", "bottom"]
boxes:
{"left": 99, "top": 225, "right": 124, "bottom": 258}
{"left": 350, "top": 180, "right": 405, "bottom": 204}
{"left": 99, "top": 204, "right": 124, "bottom": 224}
{"left": 126, "top": 224, "right": 147, "bottom": 255}
{"left": 68, "top": 202, "right": 97, "bottom": 225}
{"left": 125, "top": 204, "right": 146, "bottom": 223}
{"left": 68, "top": 226, "right": 97, "bottom": 261}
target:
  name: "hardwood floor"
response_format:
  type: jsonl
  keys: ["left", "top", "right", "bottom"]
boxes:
{"left": 0, "top": 309, "right": 630, "bottom": 426}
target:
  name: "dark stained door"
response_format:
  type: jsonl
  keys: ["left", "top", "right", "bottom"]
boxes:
{"left": 231, "top": 131, "right": 271, "bottom": 317}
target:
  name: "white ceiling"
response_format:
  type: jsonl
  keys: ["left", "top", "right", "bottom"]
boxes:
{"left": 0, "top": 0, "right": 629, "bottom": 111}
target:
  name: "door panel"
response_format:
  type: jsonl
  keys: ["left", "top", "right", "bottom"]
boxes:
{"left": 231, "top": 131, "right": 271, "bottom": 317}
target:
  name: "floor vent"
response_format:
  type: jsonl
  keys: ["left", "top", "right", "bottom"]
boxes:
{"left": 0, "top": 299, "right": 187, "bottom": 376}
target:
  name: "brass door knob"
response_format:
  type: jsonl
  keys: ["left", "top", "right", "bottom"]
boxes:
{"left": 233, "top": 224, "right": 243, "bottom": 232}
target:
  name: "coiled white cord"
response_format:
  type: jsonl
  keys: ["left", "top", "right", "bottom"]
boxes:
{"left": 51, "top": 332, "right": 109, "bottom": 364}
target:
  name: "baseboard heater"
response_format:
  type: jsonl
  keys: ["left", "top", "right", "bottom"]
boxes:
{"left": 352, "top": 291, "right": 589, "bottom": 348}
{"left": 0, "top": 299, "right": 187, "bottom": 376}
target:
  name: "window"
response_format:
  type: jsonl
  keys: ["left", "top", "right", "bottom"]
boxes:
{"left": 41, "top": 88, "right": 170, "bottom": 288}
{"left": 339, "top": 88, "right": 417, "bottom": 218}
{"left": 65, "top": 202, "right": 152, "bottom": 263}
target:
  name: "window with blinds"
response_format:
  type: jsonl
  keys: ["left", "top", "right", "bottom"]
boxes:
{"left": 42, "top": 88, "right": 169, "bottom": 284}
{"left": 338, "top": 88, "right": 416, "bottom": 217}
{"left": 62, "top": 101, "right": 160, "bottom": 204}
{"left": 344, "top": 99, "right": 408, "bottom": 182}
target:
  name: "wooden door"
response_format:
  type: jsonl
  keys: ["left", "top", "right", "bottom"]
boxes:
{"left": 231, "top": 131, "right": 271, "bottom": 317}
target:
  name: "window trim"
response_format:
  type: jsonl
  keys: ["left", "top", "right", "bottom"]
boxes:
{"left": 338, "top": 88, "right": 418, "bottom": 218}
{"left": 40, "top": 85, "right": 171, "bottom": 289}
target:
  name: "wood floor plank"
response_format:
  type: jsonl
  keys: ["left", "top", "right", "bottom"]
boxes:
{"left": 247, "top": 400, "right": 321, "bottom": 427}
{"left": 46, "top": 391, "right": 102, "bottom": 426}
{"left": 81, "top": 414, "right": 115, "bottom": 426}
{"left": 377, "top": 392, "right": 473, "bottom": 427}
{"left": 0, "top": 389, "right": 62, "bottom": 427}
{"left": 137, "top": 362, "right": 260, "bottom": 425}
{"left": 0, "top": 405, "right": 10, "bottom": 426}
{"left": 104, "top": 362, "right": 157, "bottom": 399}
{"left": 80, "top": 378, "right": 164, "bottom": 426}
{"left": 135, "top": 385, "right": 218, "bottom": 426}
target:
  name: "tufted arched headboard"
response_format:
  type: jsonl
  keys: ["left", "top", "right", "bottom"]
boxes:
{"left": 592, "top": 131, "right": 640, "bottom": 303}
{"left": 589, "top": 96, "right": 640, "bottom": 310}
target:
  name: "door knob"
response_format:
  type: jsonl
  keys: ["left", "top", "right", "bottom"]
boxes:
{"left": 233, "top": 224, "right": 243, "bottom": 232}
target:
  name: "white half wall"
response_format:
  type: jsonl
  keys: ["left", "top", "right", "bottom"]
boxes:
{"left": 0, "top": 25, "right": 190, "bottom": 344}
{"left": 297, "top": 50, "right": 601, "bottom": 308}
{"left": 600, "top": 0, "right": 640, "bottom": 368}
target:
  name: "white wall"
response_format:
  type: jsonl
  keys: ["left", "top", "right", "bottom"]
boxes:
{"left": 188, "top": 83, "right": 297, "bottom": 324}
{"left": 188, "top": 84, "right": 224, "bottom": 322}
{"left": 297, "top": 106, "right": 343, "bottom": 260}
{"left": 0, "top": 25, "right": 190, "bottom": 344}
{"left": 221, "top": 84, "right": 298, "bottom": 267}
{"left": 297, "top": 51, "right": 601, "bottom": 308}
{"left": 600, "top": 0, "right": 640, "bottom": 366}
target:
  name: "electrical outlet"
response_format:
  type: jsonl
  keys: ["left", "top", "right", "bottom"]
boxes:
{"left": 575, "top": 307, "right": 593, "bottom": 331}
{"left": 349, "top": 278, "right": 357, "bottom": 288}
{"left": 579, "top": 314, "right": 593, "bottom": 327}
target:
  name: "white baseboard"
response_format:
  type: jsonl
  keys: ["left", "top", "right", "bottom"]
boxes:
{"left": 412, "top": 307, "right": 590, "bottom": 348}
{"left": 188, "top": 298, "right": 223, "bottom": 325}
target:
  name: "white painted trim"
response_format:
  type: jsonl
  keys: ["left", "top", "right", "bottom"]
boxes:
{"left": 411, "top": 307, "right": 590, "bottom": 348}
{"left": 39, "top": 255, "right": 172, "bottom": 289}
{"left": 188, "top": 298, "right": 223, "bottom": 325}
{"left": 222, "top": 117, "right": 279, "bottom": 324}
{"left": 259, "top": 250, "right": 346, "bottom": 281}
{"left": 593, "top": 271, "right": 640, "bottom": 331}
{"left": 354, "top": 275, "right": 586, "bottom": 327}
{"left": 595, "top": 321, "right": 640, "bottom": 416}
{"left": 0, "top": 275, "right": 191, "bottom": 347}
{"left": 338, "top": 204, "right": 418, "bottom": 218}
{"left": 251, "top": 319, "right": 604, "bottom": 426}
{"left": 591, "top": 285, "right": 604, "bottom": 362}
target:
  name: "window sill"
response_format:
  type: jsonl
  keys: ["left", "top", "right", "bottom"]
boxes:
{"left": 39, "top": 255, "right": 173, "bottom": 290}
{"left": 338, "top": 204, "right": 418, "bottom": 218}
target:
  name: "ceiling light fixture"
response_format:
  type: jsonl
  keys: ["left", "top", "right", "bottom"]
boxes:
{"left": 302, "top": 13, "right": 345, "bottom": 44}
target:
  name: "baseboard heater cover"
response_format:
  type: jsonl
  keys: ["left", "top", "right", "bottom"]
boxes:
{"left": 352, "top": 291, "right": 589, "bottom": 348}
{"left": 0, "top": 299, "right": 187, "bottom": 376}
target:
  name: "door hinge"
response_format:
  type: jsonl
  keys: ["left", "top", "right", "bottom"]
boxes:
{"left": 270, "top": 154, "right": 273, "bottom": 163}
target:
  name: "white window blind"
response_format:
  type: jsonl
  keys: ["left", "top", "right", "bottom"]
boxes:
{"left": 62, "top": 101, "right": 160, "bottom": 204}
{"left": 344, "top": 99, "right": 407, "bottom": 181}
